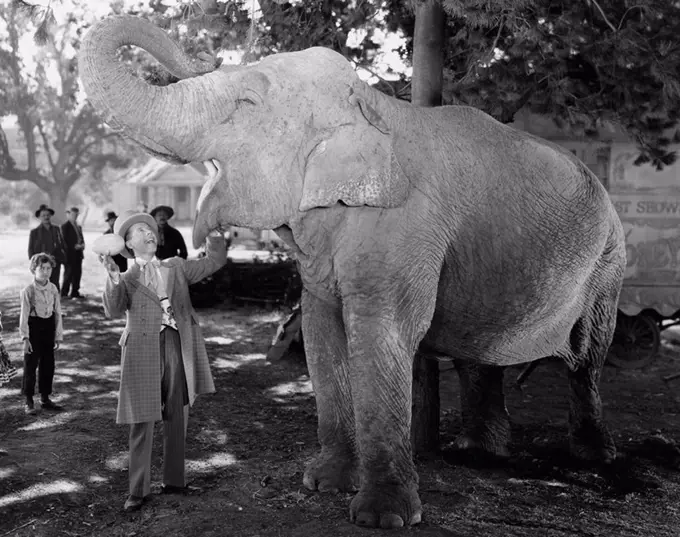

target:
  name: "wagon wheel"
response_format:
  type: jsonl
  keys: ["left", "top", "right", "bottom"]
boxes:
{"left": 607, "top": 313, "right": 660, "bottom": 369}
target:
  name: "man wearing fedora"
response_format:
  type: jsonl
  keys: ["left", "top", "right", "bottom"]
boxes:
{"left": 150, "top": 205, "right": 188, "bottom": 260}
{"left": 103, "top": 211, "right": 128, "bottom": 273}
{"left": 98, "top": 209, "right": 227, "bottom": 512}
{"left": 61, "top": 207, "right": 86, "bottom": 299}
{"left": 28, "top": 204, "right": 67, "bottom": 290}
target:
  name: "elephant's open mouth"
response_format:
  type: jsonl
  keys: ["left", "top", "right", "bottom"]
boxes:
{"left": 145, "top": 146, "right": 190, "bottom": 166}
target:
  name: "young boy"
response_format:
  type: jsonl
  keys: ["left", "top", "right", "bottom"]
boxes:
{"left": 19, "top": 253, "right": 64, "bottom": 414}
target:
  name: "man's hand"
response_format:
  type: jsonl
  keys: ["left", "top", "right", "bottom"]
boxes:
{"left": 75, "top": 244, "right": 85, "bottom": 250}
{"left": 23, "top": 339, "right": 33, "bottom": 354}
{"left": 98, "top": 254, "right": 120, "bottom": 279}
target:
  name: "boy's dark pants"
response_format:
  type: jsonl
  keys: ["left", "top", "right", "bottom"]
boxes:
{"left": 22, "top": 315, "right": 56, "bottom": 400}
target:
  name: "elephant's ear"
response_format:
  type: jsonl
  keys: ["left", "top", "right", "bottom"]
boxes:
{"left": 299, "top": 92, "right": 409, "bottom": 212}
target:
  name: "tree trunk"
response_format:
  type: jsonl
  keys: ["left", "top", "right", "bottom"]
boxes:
{"left": 409, "top": 0, "right": 446, "bottom": 455}
{"left": 46, "top": 183, "right": 69, "bottom": 225}
{"left": 411, "top": 0, "right": 446, "bottom": 107}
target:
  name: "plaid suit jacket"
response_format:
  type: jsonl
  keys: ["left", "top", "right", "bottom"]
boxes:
{"left": 103, "top": 236, "right": 227, "bottom": 424}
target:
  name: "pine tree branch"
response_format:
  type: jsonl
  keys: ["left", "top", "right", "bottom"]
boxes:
{"left": 489, "top": 15, "right": 504, "bottom": 59}
{"left": 587, "top": 0, "right": 617, "bottom": 32}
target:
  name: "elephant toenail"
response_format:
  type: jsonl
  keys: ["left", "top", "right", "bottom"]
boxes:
{"left": 380, "top": 514, "right": 404, "bottom": 528}
{"left": 355, "top": 512, "right": 377, "bottom": 527}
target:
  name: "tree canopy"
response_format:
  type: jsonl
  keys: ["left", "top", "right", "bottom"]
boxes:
{"left": 0, "top": 0, "right": 135, "bottom": 221}
{"left": 399, "top": 0, "right": 680, "bottom": 168}
{"left": 8, "top": 0, "right": 680, "bottom": 188}
{"left": 126, "top": 0, "right": 680, "bottom": 168}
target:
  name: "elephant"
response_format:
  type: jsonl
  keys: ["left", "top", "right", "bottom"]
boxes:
{"left": 78, "top": 15, "right": 627, "bottom": 529}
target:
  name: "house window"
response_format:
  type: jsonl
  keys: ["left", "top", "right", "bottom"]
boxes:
{"left": 176, "top": 187, "right": 189, "bottom": 203}
{"left": 139, "top": 186, "right": 149, "bottom": 204}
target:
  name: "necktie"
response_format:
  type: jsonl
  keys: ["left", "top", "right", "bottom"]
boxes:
{"left": 140, "top": 258, "right": 178, "bottom": 331}
{"left": 143, "top": 258, "right": 161, "bottom": 294}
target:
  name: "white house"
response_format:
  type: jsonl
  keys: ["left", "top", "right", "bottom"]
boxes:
{"left": 112, "top": 159, "right": 207, "bottom": 223}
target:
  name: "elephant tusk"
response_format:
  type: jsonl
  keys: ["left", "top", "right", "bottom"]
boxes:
{"left": 203, "top": 159, "right": 221, "bottom": 181}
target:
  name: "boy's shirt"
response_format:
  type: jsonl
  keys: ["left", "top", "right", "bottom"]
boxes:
{"left": 19, "top": 281, "right": 64, "bottom": 342}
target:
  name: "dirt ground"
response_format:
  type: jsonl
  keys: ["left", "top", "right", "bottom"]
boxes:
{"left": 1, "top": 282, "right": 680, "bottom": 536}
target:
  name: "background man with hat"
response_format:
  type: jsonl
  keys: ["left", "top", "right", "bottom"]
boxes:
{"left": 103, "top": 211, "right": 128, "bottom": 273}
{"left": 28, "top": 204, "right": 67, "bottom": 290}
{"left": 98, "top": 209, "right": 227, "bottom": 512}
{"left": 61, "top": 207, "right": 86, "bottom": 299}
{"left": 150, "top": 205, "right": 188, "bottom": 260}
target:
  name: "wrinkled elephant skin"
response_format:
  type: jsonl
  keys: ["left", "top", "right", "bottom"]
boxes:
{"left": 78, "top": 16, "right": 627, "bottom": 529}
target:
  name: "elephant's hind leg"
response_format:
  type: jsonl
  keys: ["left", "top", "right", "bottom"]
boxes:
{"left": 301, "top": 291, "right": 360, "bottom": 493}
{"left": 565, "top": 309, "right": 617, "bottom": 464}
{"left": 452, "top": 360, "right": 511, "bottom": 457}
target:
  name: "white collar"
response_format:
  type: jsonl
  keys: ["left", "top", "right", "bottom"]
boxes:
{"left": 135, "top": 256, "right": 160, "bottom": 268}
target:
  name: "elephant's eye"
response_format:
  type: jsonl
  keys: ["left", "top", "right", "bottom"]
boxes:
{"left": 237, "top": 97, "right": 257, "bottom": 106}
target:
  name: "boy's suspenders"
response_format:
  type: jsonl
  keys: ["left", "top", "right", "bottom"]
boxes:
{"left": 26, "top": 285, "right": 36, "bottom": 316}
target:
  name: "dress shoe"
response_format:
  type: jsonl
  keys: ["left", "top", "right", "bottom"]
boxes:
{"left": 70, "top": 293, "right": 84, "bottom": 299}
{"left": 123, "top": 495, "right": 144, "bottom": 511}
{"left": 160, "top": 484, "right": 201, "bottom": 495}
{"left": 40, "top": 399, "right": 64, "bottom": 411}
{"left": 24, "top": 400, "right": 36, "bottom": 415}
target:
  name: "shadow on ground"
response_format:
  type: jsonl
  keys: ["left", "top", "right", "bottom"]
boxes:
{"left": 0, "top": 289, "right": 679, "bottom": 537}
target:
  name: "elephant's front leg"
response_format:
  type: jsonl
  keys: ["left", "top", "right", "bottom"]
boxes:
{"left": 345, "top": 311, "right": 425, "bottom": 529}
{"left": 301, "top": 291, "right": 360, "bottom": 493}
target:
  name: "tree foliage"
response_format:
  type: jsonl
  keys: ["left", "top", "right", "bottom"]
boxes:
{"left": 130, "top": 0, "right": 680, "bottom": 168}
{"left": 0, "top": 0, "right": 132, "bottom": 219}
{"left": 13, "top": 0, "right": 680, "bottom": 169}
{"left": 394, "top": 0, "right": 680, "bottom": 168}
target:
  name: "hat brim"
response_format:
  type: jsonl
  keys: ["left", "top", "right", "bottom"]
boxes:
{"left": 113, "top": 213, "right": 159, "bottom": 259}
{"left": 150, "top": 205, "right": 174, "bottom": 219}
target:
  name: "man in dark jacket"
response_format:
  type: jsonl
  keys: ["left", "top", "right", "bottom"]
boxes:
{"left": 60, "top": 207, "right": 85, "bottom": 299}
{"left": 150, "top": 205, "right": 188, "bottom": 260}
{"left": 104, "top": 211, "right": 128, "bottom": 273}
{"left": 28, "top": 204, "right": 66, "bottom": 290}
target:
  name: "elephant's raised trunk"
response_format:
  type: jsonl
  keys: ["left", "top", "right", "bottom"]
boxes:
{"left": 78, "top": 15, "right": 240, "bottom": 162}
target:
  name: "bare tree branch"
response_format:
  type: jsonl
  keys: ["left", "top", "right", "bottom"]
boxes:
{"left": 36, "top": 120, "right": 56, "bottom": 170}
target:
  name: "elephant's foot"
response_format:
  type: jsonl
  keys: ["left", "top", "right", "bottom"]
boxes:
{"left": 453, "top": 432, "right": 510, "bottom": 458}
{"left": 303, "top": 448, "right": 359, "bottom": 493}
{"left": 349, "top": 483, "right": 422, "bottom": 529}
{"left": 569, "top": 420, "right": 616, "bottom": 464}
{"left": 452, "top": 415, "right": 511, "bottom": 457}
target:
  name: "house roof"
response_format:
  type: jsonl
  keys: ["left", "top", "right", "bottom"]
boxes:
{"left": 121, "top": 158, "right": 207, "bottom": 186}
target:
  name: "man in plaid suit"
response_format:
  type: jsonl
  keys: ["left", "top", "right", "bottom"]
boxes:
{"left": 99, "top": 210, "right": 227, "bottom": 511}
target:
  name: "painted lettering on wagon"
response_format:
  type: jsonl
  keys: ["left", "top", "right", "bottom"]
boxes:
{"left": 614, "top": 200, "right": 680, "bottom": 216}
{"left": 624, "top": 230, "right": 680, "bottom": 277}
{"left": 612, "top": 196, "right": 680, "bottom": 219}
